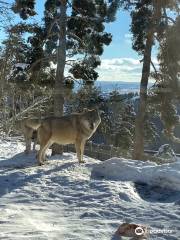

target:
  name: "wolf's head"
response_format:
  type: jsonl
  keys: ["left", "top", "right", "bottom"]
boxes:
{"left": 82, "top": 108, "right": 101, "bottom": 130}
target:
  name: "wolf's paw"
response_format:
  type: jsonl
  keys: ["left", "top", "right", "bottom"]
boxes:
{"left": 38, "top": 161, "right": 45, "bottom": 166}
{"left": 79, "top": 160, "right": 85, "bottom": 164}
{"left": 44, "top": 156, "right": 48, "bottom": 161}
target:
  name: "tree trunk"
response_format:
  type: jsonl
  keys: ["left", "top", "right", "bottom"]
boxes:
{"left": 51, "top": 0, "right": 67, "bottom": 156}
{"left": 133, "top": 32, "right": 154, "bottom": 160}
{"left": 133, "top": 1, "right": 162, "bottom": 160}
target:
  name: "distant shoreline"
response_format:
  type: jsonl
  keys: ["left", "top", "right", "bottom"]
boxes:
{"left": 95, "top": 81, "right": 153, "bottom": 93}
{"left": 75, "top": 81, "right": 153, "bottom": 93}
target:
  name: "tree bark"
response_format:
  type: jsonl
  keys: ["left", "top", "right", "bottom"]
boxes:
{"left": 133, "top": 1, "right": 162, "bottom": 160}
{"left": 51, "top": 0, "right": 67, "bottom": 155}
{"left": 133, "top": 32, "right": 154, "bottom": 160}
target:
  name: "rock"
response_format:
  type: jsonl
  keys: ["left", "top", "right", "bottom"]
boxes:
{"left": 116, "top": 223, "right": 148, "bottom": 239}
{"left": 155, "top": 144, "right": 177, "bottom": 162}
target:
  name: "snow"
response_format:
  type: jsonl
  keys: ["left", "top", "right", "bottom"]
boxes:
{"left": 92, "top": 158, "right": 180, "bottom": 191}
{"left": 155, "top": 144, "right": 178, "bottom": 162}
{"left": 0, "top": 137, "right": 180, "bottom": 239}
{"left": 14, "top": 63, "right": 28, "bottom": 70}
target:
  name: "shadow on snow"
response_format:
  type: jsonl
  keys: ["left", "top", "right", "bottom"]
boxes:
{"left": 0, "top": 151, "right": 77, "bottom": 198}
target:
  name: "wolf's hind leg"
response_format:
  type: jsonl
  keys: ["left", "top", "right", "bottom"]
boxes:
{"left": 24, "top": 127, "right": 33, "bottom": 154}
{"left": 75, "top": 139, "right": 85, "bottom": 163}
{"left": 38, "top": 141, "right": 49, "bottom": 165}
{"left": 37, "top": 126, "right": 51, "bottom": 165}
{"left": 42, "top": 141, "right": 52, "bottom": 162}
{"left": 32, "top": 131, "right": 37, "bottom": 151}
{"left": 32, "top": 140, "right": 36, "bottom": 151}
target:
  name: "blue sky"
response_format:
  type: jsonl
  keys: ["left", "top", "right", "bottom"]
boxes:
{"left": 3, "top": 1, "right": 158, "bottom": 83}
{"left": 104, "top": 11, "right": 137, "bottom": 59}
{"left": 99, "top": 10, "right": 158, "bottom": 82}
{"left": 99, "top": 10, "right": 143, "bottom": 82}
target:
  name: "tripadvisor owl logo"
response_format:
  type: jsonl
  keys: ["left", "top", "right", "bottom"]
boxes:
{"left": 135, "top": 226, "right": 174, "bottom": 236}
{"left": 135, "top": 226, "right": 145, "bottom": 236}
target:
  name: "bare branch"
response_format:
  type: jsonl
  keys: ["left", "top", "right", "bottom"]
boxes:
{"left": 162, "top": 7, "right": 176, "bottom": 24}
{"left": 162, "top": 15, "right": 176, "bottom": 24}
{"left": 65, "top": 59, "right": 76, "bottom": 63}
{"left": 151, "top": 60, "right": 158, "bottom": 74}
{"left": 2, "top": 96, "right": 52, "bottom": 134}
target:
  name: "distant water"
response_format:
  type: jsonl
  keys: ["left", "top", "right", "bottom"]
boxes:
{"left": 95, "top": 81, "right": 140, "bottom": 93}
{"left": 75, "top": 81, "right": 153, "bottom": 93}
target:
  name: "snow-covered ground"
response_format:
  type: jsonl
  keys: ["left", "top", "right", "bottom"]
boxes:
{"left": 0, "top": 137, "right": 179, "bottom": 240}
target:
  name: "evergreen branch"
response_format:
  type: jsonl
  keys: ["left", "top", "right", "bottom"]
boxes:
{"left": 28, "top": 55, "right": 56, "bottom": 73}
{"left": 69, "top": 15, "right": 104, "bottom": 23}
{"left": 67, "top": 32, "right": 86, "bottom": 47}
{"left": 46, "top": 16, "right": 59, "bottom": 38}
{"left": 38, "top": 17, "right": 60, "bottom": 49}
{"left": 163, "top": 122, "right": 180, "bottom": 144}
{"left": 67, "top": 1, "right": 88, "bottom": 17}
{"left": 64, "top": 75, "right": 82, "bottom": 85}
{"left": 46, "top": 32, "right": 58, "bottom": 39}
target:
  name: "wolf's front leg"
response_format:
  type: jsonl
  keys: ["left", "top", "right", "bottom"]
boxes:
{"left": 80, "top": 140, "right": 86, "bottom": 163}
{"left": 75, "top": 140, "right": 83, "bottom": 163}
{"left": 37, "top": 149, "right": 44, "bottom": 166}
{"left": 75, "top": 142, "right": 80, "bottom": 163}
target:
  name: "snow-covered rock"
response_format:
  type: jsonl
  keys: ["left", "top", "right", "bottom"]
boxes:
{"left": 155, "top": 144, "right": 178, "bottom": 162}
{"left": 92, "top": 157, "right": 180, "bottom": 191}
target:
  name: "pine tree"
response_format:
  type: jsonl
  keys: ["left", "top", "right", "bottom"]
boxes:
{"left": 67, "top": 87, "right": 138, "bottom": 152}
{"left": 117, "top": 0, "right": 179, "bottom": 159}
{"left": 129, "top": 0, "right": 179, "bottom": 159}
{"left": 0, "top": 29, "right": 30, "bottom": 122}
{"left": 12, "top": 0, "right": 119, "bottom": 153}
{"left": 12, "top": 0, "right": 119, "bottom": 109}
{"left": 0, "top": 25, "right": 55, "bottom": 132}
{"left": 107, "top": 91, "right": 135, "bottom": 149}
{"left": 150, "top": 13, "right": 180, "bottom": 144}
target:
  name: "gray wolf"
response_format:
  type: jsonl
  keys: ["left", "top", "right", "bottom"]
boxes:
{"left": 37, "top": 109, "right": 101, "bottom": 165}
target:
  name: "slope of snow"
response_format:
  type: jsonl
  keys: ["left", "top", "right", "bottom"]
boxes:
{"left": 0, "top": 137, "right": 179, "bottom": 240}
{"left": 92, "top": 158, "right": 180, "bottom": 191}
